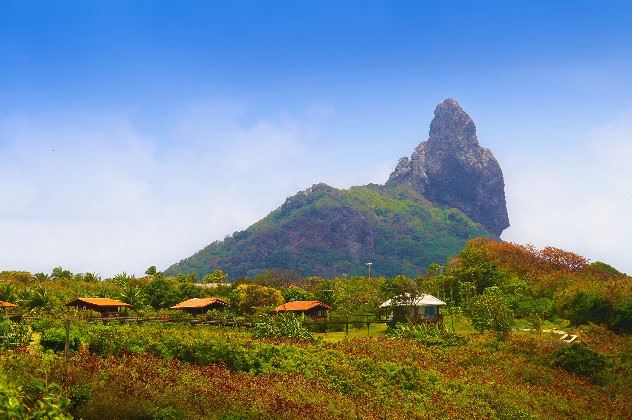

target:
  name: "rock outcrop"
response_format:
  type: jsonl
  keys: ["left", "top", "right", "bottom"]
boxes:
{"left": 387, "top": 99, "right": 509, "bottom": 236}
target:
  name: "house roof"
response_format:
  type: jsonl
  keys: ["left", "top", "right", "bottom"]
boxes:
{"left": 274, "top": 300, "right": 332, "bottom": 312}
{"left": 65, "top": 297, "right": 132, "bottom": 308}
{"left": 0, "top": 300, "right": 17, "bottom": 308}
{"left": 171, "top": 297, "right": 229, "bottom": 309}
{"left": 380, "top": 293, "right": 446, "bottom": 308}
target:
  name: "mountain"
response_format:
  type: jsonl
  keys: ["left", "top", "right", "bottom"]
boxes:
{"left": 165, "top": 99, "right": 509, "bottom": 279}
{"left": 386, "top": 99, "right": 509, "bottom": 235}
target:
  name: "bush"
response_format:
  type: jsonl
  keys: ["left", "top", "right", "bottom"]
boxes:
{"left": 387, "top": 323, "right": 466, "bottom": 347}
{"left": 567, "top": 292, "right": 611, "bottom": 326}
{"left": 251, "top": 313, "right": 318, "bottom": 343}
{"left": 467, "top": 289, "right": 514, "bottom": 339}
{"left": 609, "top": 300, "right": 632, "bottom": 334}
{"left": 551, "top": 343, "right": 608, "bottom": 384}
{"left": 40, "top": 327, "right": 81, "bottom": 352}
{"left": 0, "top": 317, "right": 31, "bottom": 348}
{"left": 0, "top": 375, "right": 71, "bottom": 419}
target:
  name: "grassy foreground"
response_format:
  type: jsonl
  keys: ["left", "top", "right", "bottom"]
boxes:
{"left": 2, "top": 320, "right": 632, "bottom": 419}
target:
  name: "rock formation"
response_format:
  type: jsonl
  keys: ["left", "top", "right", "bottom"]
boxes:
{"left": 387, "top": 99, "right": 509, "bottom": 236}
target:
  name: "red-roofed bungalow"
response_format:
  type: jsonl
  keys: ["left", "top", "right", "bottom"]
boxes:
{"left": 273, "top": 300, "right": 331, "bottom": 318}
{"left": 171, "top": 297, "right": 229, "bottom": 315}
{"left": 65, "top": 297, "right": 132, "bottom": 314}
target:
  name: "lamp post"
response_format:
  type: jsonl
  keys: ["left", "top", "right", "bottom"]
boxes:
{"left": 366, "top": 262, "right": 373, "bottom": 278}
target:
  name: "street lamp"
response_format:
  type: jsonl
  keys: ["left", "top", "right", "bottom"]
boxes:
{"left": 365, "top": 262, "right": 373, "bottom": 278}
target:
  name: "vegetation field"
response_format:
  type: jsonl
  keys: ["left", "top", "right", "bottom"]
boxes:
{"left": 1, "top": 238, "right": 632, "bottom": 418}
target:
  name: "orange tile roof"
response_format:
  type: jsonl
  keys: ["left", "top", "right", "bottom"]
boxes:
{"left": 65, "top": 297, "right": 132, "bottom": 308}
{"left": 274, "top": 300, "right": 332, "bottom": 312}
{"left": 0, "top": 300, "right": 17, "bottom": 308}
{"left": 171, "top": 297, "right": 229, "bottom": 309}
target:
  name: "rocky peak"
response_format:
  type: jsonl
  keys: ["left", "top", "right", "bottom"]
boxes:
{"left": 387, "top": 99, "right": 509, "bottom": 236}
{"left": 429, "top": 98, "right": 478, "bottom": 150}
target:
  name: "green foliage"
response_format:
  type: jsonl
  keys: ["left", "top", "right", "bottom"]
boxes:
{"left": 0, "top": 281, "right": 18, "bottom": 303}
{"left": 281, "top": 286, "right": 312, "bottom": 302}
{"left": 447, "top": 245, "right": 504, "bottom": 296}
{"left": 229, "top": 284, "right": 284, "bottom": 315}
{"left": 467, "top": 288, "right": 514, "bottom": 339}
{"left": 0, "top": 375, "right": 71, "bottom": 419}
{"left": 203, "top": 268, "right": 229, "bottom": 284}
{"left": 21, "top": 285, "right": 54, "bottom": 309}
{"left": 567, "top": 292, "right": 612, "bottom": 326}
{"left": 164, "top": 184, "right": 489, "bottom": 279}
{"left": 120, "top": 283, "right": 145, "bottom": 309}
{"left": 145, "top": 265, "right": 158, "bottom": 276}
{"left": 551, "top": 343, "right": 608, "bottom": 384}
{"left": 143, "top": 276, "right": 179, "bottom": 309}
{"left": 609, "top": 300, "right": 632, "bottom": 334}
{"left": 590, "top": 261, "right": 624, "bottom": 277}
{"left": 40, "top": 327, "right": 81, "bottom": 352}
{"left": 252, "top": 313, "right": 318, "bottom": 342}
{"left": 51, "top": 266, "right": 73, "bottom": 280}
{"left": 387, "top": 323, "right": 466, "bottom": 347}
{"left": 0, "top": 317, "right": 31, "bottom": 348}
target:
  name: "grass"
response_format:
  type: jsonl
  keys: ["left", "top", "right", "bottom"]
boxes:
{"left": 313, "top": 323, "right": 389, "bottom": 342}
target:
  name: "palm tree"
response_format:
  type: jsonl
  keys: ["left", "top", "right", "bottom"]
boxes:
{"left": 0, "top": 282, "right": 17, "bottom": 303}
{"left": 120, "top": 284, "right": 144, "bottom": 309}
{"left": 23, "top": 285, "right": 52, "bottom": 309}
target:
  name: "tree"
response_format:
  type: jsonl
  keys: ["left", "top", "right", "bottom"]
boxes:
{"left": 51, "top": 267, "right": 72, "bottom": 280}
{"left": 143, "top": 276, "right": 179, "bottom": 309}
{"left": 567, "top": 292, "right": 611, "bottom": 326}
{"left": 175, "top": 273, "right": 197, "bottom": 283}
{"left": 0, "top": 282, "right": 17, "bottom": 303}
{"left": 120, "top": 284, "right": 144, "bottom": 309}
{"left": 145, "top": 266, "right": 157, "bottom": 276}
{"left": 33, "top": 273, "right": 51, "bottom": 282}
{"left": 111, "top": 272, "right": 133, "bottom": 287}
{"left": 446, "top": 246, "right": 504, "bottom": 298}
{"left": 203, "top": 269, "right": 229, "bottom": 284}
{"left": 229, "top": 284, "right": 284, "bottom": 315}
{"left": 82, "top": 272, "right": 101, "bottom": 283}
{"left": 609, "top": 300, "right": 632, "bottom": 334}
{"left": 21, "top": 285, "right": 53, "bottom": 309}
{"left": 281, "top": 286, "right": 312, "bottom": 302}
{"left": 467, "top": 288, "right": 514, "bottom": 339}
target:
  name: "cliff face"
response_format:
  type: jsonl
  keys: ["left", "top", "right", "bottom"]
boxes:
{"left": 387, "top": 99, "right": 509, "bottom": 236}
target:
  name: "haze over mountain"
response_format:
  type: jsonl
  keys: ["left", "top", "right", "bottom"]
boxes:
{"left": 166, "top": 99, "right": 508, "bottom": 278}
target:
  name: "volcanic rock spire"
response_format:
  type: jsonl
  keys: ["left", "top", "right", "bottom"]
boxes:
{"left": 387, "top": 99, "right": 509, "bottom": 236}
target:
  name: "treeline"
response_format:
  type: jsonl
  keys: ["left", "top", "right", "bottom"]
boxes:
{"left": 1, "top": 238, "right": 631, "bottom": 335}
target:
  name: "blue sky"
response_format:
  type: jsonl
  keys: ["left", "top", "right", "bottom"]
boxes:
{"left": 1, "top": 1, "right": 632, "bottom": 275}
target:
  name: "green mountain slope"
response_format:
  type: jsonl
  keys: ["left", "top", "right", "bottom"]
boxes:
{"left": 165, "top": 183, "right": 490, "bottom": 278}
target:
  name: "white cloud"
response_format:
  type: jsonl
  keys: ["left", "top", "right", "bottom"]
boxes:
{"left": 0, "top": 104, "right": 337, "bottom": 277}
{"left": 503, "top": 109, "right": 632, "bottom": 273}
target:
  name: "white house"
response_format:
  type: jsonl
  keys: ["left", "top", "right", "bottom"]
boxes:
{"left": 380, "top": 293, "right": 446, "bottom": 323}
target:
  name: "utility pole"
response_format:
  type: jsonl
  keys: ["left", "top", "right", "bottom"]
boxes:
{"left": 365, "top": 262, "right": 373, "bottom": 278}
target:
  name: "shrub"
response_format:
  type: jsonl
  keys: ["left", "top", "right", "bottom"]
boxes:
{"left": 251, "top": 313, "right": 317, "bottom": 343}
{"left": 40, "top": 327, "right": 81, "bottom": 352}
{"left": 0, "top": 317, "right": 31, "bottom": 348}
{"left": 550, "top": 343, "right": 608, "bottom": 384}
{"left": 609, "top": 300, "right": 632, "bottom": 334}
{"left": 0, "top": 375, "right": 71, "bottom": 419}
{"left": 467, "top": 289, "right": 514, "bottom": 339}
{"left": 567, "top": 292, "right": 611, "bottom": 326}
{"left": 386, "top": 323, "right": 466, "bottom": 347}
